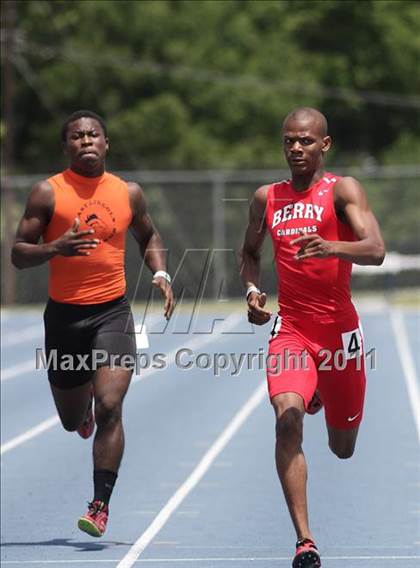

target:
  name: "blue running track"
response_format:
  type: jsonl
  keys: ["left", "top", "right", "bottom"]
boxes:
{"left": 1, "top": 303, "right": 419, "bottom": 567}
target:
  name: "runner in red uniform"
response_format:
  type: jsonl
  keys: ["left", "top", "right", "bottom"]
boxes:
{"left": 240, "top": 107, "right": 385, "bottom": 568}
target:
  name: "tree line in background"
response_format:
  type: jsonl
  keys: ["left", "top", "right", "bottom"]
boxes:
{"left": 6, "top": 0, "right": 420, "bottom": 171}
{"left": 2, "top": 0, "right": 420, "bottom": 303}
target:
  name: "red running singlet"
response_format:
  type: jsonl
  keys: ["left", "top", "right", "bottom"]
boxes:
{"left": 265, "top": 172, "right": 356, "bottom": 323}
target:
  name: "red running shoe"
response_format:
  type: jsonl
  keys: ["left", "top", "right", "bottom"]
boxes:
{"left": 292, "top": 538, "right": 321, "bottom": 567}
{"left": 77, "top": 390, "right": 95, "bottom": 439}
{"left": 306, "top": 390, "right": 323, "bottom": 416}
{"left": 78, "top": 500, "right": 109, "bottom": 537}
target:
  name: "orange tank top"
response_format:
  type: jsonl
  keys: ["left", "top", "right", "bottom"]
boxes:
{"left": 43, "top": 169, "right": 132, "bottom": 304}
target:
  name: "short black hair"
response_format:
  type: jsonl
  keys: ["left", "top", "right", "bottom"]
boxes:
{"left": 61, "top": 110, "right": 107, "bottom": 142}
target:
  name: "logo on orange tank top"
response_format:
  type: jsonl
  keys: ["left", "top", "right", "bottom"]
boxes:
{"left": 77, "top": 199, "right": 117, "bottom": 242}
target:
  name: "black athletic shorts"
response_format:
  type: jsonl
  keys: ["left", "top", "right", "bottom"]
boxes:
{"left": 43, "top": 295, "right": 136, "bottom": 389}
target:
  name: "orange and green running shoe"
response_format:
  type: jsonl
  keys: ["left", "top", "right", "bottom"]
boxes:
{"left": 78, "top": 500, "right": 109, "bottom": 537}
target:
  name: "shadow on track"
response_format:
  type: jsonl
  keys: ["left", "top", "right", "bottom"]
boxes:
{"left": 1, "top": 537, "right": 132, "bottom": 552}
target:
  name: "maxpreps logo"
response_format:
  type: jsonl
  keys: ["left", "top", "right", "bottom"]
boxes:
{"left": 77, "top": 200, "right": 117, "bottom": 242}
{"left": 272, "top": 202, "right": 324, "bottom": 237}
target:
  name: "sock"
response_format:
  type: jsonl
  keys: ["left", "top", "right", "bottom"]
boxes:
{"left": 93, "top": 469, "right": 117, "bottom": 505}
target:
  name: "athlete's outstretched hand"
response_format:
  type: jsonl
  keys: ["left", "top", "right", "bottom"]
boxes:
{"left": 291, "top": 232, "right": 335, "bottom": 260}
{"left": 53, "top": 218, "right": 100, "bottom": 257}
{"left": 152, "top": 276, "right": 174, "bottom": 320}
{"left": 247, "top": 291, "right": 272, "bottom": 325}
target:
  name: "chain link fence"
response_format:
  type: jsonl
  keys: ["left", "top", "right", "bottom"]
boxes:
{"left": 2, "top": 166, "right": 420, "bottom": 304}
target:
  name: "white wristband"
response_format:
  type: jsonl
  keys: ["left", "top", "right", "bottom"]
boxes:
{"left": 153, "top": 270, "right": 171, "bottom": 284}
{"left": 246, "top": 285, "right": 261, "bottom": 299}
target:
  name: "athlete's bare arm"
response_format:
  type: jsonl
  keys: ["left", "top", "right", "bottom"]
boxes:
{"left": 128, "top": 182, "right": 174, "bottom": 319}
{"left": 12, "top": 181, "right": 99, "bottom": 269}
{"left": 240, "top": 185, "right": 272, "bottom": 325}
{"left": 291, "top": 177, "right": 385, "bottom": 265}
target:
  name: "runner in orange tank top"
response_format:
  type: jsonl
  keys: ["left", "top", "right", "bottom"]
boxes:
{"left": 12, "top": 110, "right": 174, "bottom": 538}
{"left": 240, "top": 108, "right": 385, "bottom": 568}
{"left": 44, "top": 168, "right": 133, "bottom": 304}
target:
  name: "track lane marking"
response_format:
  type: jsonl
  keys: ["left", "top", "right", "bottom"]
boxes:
{"left": 115, "top": 381, "right": 267, "bottom": 568}
{"left": 2, "top": 323, "right": 43, "bottom": 347}
{"left": 389, "top": 310, "right": 420, "bottom": 443}
{"left": 1, "top": 316, "right": 159, "bottom": 382}
{"left": 1, "top": 554, "right": 420, "bottom": 564}
{"left": 0, "top": 415, "right": 60, "bottom": 455}
{"left": 1, "top": 360, "right": 37, "bottom": 382}
{"left": 1, "top": 314, "right": 242, "bottom": 455}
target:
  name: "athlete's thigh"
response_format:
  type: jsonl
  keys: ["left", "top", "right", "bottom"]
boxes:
{"left": 267, "top": 317, "right": 318, "bottom": 410}
{"left": 93, "top": 365, "right": 132, "bottom": 407}
{"left": 50, "top": 381, "right": 92, "bottom": 430}
{"left": 91, "top": 298, "right": 136, "bottom": 403}
{"left": 44, "top": 300, "right": 95, "bottom": 389}
{"left": 91, "top": 296, "right": 137, "bottom": 372}
{"left": 316, "top": 318, "right": 366, "bottom": 430}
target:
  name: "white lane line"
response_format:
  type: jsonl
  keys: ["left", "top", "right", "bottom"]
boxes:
{"left": 116, "top": 381, "right": 267, "bottom": 568}
{"left": 1, "top": 360, "right": 37, "bottom": 382}
{"left": 174, "top": 545, "right": 417, "bottom": 550}
{"left": 1, "top": 316, "right": 160, "bottom": 383}
{"left": 0, "top": 315, "right": 242, "bottom": 455}
{"left": 1, "top": 555, "right": 420, "bottom": 564}
{"left": 132, "top": 314, "right": 242, "bottom": 385}
{"left": 0, "top": 310, "right": 11, "bottom": 322}
{"left": 0, "top": 415, "right": 60, "bottom": 455}
{"left": 390, "top": 310, "right": 420, "bottom": 443}
{"left": 2, "top": 323, "right": 43, "bottom": 347}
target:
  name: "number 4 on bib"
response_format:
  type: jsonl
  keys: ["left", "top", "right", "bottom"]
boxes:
{"left": 341, "top": 327, "right": 363, "bottom": 360}
{"left": 270, "top": 316, "right": 282, "bottom": 339}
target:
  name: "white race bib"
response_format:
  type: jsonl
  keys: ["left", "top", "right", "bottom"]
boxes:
{"left": 270, "top": 315, "right": 282, "bottom": 339}
{"left": 341, "top": 326, "right": 363, "bottom": 360}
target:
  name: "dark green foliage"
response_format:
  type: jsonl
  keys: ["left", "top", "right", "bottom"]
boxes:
{"left": 5, "top": 1, "right": 420, "bottom": 303}
{"left": 9, "top": 0, "right": 420, "bottom": 170}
